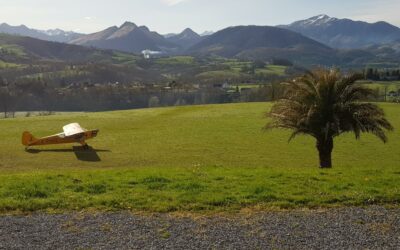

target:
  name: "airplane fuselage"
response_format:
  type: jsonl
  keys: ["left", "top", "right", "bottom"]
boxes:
{"left": 23, "top": 129, "right": 99, "bottom": 148}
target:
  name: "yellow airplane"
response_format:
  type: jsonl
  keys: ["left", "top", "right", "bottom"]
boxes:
{"left": 22, "top": 123, "right": 99, "bottom": 150}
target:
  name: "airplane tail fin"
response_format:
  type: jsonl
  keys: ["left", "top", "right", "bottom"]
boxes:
{"left": 22, "top": 131, "right": 36, "bottom": 146}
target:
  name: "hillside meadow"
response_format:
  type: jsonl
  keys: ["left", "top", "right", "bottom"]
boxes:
{"left": 0, "top": 103, "right": 399, "bottom": 212}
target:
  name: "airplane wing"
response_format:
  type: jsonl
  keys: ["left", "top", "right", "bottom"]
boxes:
{"left": 63, "top": 123, "right": 86, "bottom": 137}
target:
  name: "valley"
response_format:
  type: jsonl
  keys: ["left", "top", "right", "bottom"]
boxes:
{"left": 1, "top": 2, "right": 400, "bottom": 248}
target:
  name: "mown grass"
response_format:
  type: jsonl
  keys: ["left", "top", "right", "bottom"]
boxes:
{"left": 1, "top": 165, "right": 399, "bottom": 213}
{"left": 0, "top": 103, "right": 399, "bottom": 213}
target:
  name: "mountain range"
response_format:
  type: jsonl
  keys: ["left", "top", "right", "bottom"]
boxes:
{"left": 2, "top": 16, "right": 400, "bottom": 53}
{"left": 165, "top": 28, "right": 204, "bottom": 49}
{"left": 0, "top": 23, "right": 82, "bottom": 43}
{"left": 279, "top": 14, "right": 400, "bottom": 49}
{"left": 188, "top": 25, "right": 335, "bottom": 64}
{"left": 70, "top": 22, "right": 179, "bottom": 53}
{"left": 1, "top": 15, "right": 400, "bottom": 66}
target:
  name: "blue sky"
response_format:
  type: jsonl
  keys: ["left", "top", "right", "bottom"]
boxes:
{"left": 0, "top": 0, "right": 399, "bottom": 34}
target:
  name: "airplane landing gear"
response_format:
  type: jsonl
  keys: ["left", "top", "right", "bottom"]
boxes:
{"left": 79, "top": 138, "right": 90, "bottom": 150}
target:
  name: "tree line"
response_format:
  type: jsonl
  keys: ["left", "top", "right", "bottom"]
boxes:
{"left": 364, "top": 68, "right": 400, "bottom": 81}
{"left": 0, "top": 77, "right": 287, "bottom": 117}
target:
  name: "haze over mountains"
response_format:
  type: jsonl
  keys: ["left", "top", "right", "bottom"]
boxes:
{"left": 0, "top": 23, "right": 82, "bottom": 43}
{"left": 165, "top": 28, "right": 204, "bottom": 49}
{"left": 2, "top": 15, "right": 399, "bottom": 52}
{"left": 1, "top": 15, "right": 400, "bottom": 66}
{"left": 70, "top": 22, "right": 179, "bottom": 53}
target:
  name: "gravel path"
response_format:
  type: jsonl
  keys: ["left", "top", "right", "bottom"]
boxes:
{"left": 0, "top": 206, "right": 399, "bottom": 249}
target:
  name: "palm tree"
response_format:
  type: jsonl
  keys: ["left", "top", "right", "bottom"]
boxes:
{"left": 266, "top": 69, "right": 393, "bottom": 168}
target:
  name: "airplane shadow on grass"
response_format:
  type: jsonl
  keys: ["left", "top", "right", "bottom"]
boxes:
{"left": 26, "top": 146, "right": 111, "bottom": 162}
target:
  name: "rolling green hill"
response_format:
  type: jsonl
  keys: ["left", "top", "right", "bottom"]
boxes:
{"left": 0, "top": 33, "right": 136, "bottom": 63}
{"left": 0, "top": 103, "right": 399, "bottom": 212}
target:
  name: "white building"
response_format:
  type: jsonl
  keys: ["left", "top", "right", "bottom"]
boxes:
{"left": 142, "top": 50, "right": 162, "bottom": 59}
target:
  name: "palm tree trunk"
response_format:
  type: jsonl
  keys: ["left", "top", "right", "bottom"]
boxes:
{"left": 316, "top": 137, "right": 333, "bottom": 168}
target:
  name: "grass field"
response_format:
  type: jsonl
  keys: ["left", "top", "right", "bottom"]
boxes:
{"left": 0, "top": 60, "right": 21, "bottom": 69}
{"left": 359, "top": 81, "right": 400, "bottom": 101}
{"left": 196, "top": 70, "right": 243, "bottom": 79}
{"left": 155, "top": 56, "right": 196, "bottom": 65}
{"left": 361, "top": 81, "right": 400, "bottom": 90}
{"left": 0, "top": 103, "right": 399, "bottom": 213}
{"left": 255, "top": 65, "right": 287, "bottom": 76}
{"left": 198, "top": 59, "right": 287, "bottom": 79}
{"left": 21, "top": 69, "right": 89, "bottom": 80}
{"left": 0, "top": 44, "right": 28, "bottom": 59}
{"left": 111, "top": 52, "right": 139, "bottom": 65}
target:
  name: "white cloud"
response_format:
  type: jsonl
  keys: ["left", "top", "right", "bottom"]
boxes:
{"left": 161, "top": 0, "right": 189, "bottom": 6}
{"left": 84, "top": 16, "right": 95, "bottom": 21}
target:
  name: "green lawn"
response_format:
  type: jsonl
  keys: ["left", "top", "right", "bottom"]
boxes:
{"left": 0, "top": 103, "right": 399, "bottom": 213}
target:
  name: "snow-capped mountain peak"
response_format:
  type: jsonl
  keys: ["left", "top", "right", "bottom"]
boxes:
{"left": 39, "top": 28, "right": 76, "bottom": 37}
{"left": 296, "top": 14, "right": 338, "bottom": 27}
{"left": 0, "top": 23, "right": 83, "bottom": 42}
{"left": 279, "top": 14, "right": 400, "bottom": 49}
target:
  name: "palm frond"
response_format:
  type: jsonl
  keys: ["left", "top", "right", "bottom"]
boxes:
{"left": 266, "top": 69, "right": 394, "bottom": 144}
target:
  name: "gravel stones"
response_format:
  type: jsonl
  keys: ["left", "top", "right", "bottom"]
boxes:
{"left": 0, "top": 206, "right": 399, "bottom": 249}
